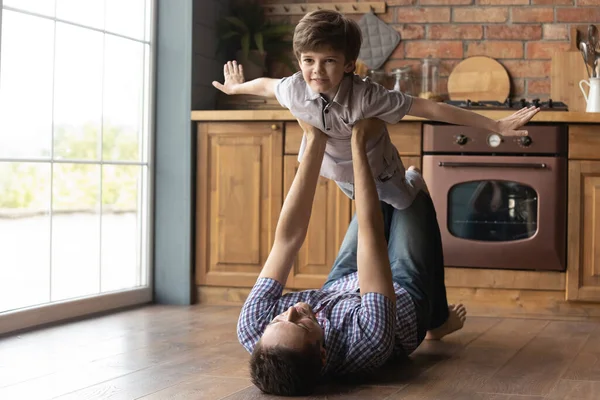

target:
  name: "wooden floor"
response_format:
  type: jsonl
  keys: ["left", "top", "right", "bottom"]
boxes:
{"left": 1, "top": 305, "right": 600, "bottom": 399}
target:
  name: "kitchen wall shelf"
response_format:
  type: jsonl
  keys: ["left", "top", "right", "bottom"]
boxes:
{"left": 261, "top": 2, "right": 386, "bottom": 16}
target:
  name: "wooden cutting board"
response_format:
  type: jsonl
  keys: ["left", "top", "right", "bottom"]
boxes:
{"left": 551, "top": 27, "right": 589, "bottom": 112}
{"left": 448, "top": 56, "right": 510, "bottom": 102}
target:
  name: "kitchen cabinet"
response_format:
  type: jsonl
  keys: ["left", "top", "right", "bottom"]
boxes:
{"left": 283, "top": 156, "right": 352, "bottom": 289}
{"left": 195, "top": 122, "right": 282, "bottom": 287}
{"left": 567, "top": 160, "right": 600, "bottom": 301}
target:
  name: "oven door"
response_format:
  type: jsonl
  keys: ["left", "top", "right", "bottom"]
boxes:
{"left": 423, "top": 155, "right": 567, "bottom": 271}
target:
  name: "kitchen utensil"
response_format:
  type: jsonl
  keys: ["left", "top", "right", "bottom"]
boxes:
{"left": 447, "top": 56, "right": 510, "bottom": 102}
{"left": 579, "top": 77, "right": 600, "bottom": 112}
{"left": 551, "top": 27, "right": 589, "bottom": 112}
{"left": 357, "top": 12, "right": 400, "bottom": 70}
{"left": 580, "top": 41, "right": 591, "bottom": 78}
{"left": 588, "top": 25, "right": 598, "bottom": 52}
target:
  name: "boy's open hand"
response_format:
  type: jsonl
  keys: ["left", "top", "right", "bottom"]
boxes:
{"left": 496, "top": 106, "right": 540, "bottom": 137}
{"left": 212, "top": 61, "right": 245, "bottom": 95}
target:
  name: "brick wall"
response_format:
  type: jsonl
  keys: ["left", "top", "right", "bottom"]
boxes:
{"left": 192, "top": 0, "right": 230, "bottom": 109}
{"left": 259, "top": 0, "right": 600, "bottom": 100}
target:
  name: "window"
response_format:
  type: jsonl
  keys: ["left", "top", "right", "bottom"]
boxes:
{"left": 0, "top": 0, "right": 153, "bottom": 315}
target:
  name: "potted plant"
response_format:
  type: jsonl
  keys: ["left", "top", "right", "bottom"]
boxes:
{"left": 216, "top": 1, "right": 296, "bottom": 80}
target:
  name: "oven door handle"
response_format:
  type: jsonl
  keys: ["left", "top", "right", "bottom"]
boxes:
{"left": 438, "top": 161, "right": 547, "bottom": 169}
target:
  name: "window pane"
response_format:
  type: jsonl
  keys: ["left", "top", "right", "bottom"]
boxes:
{"left": 101, "top": 165, "right": 141, "bottom": 292}
{"left": 0, "top": 162, "right": 51, "bottom": 313}
{"left": 448, "top": 180, "right": 538, "bottom": 242}
{"left": 142, "top": 44, "right": 151, "bottom": 164}
{"left": 51, "top": 164, "right": 100, "bottom": 301}
{"left": 4, "top": 0, "right": 55, "bottom": 17}
{"left": 53, "top": 23, "right": 103, "bottom": 160}
{"left": 103, "top": 36, "right": 143, "bottom": 162}
{"left": 105, "top": 0, "right": 146, "bottom": 40}
{"left": 56, "top": 0, "right": 104, "bottom": 30}
{"left": 0, "top": 11, "right": 54, "bottom": 159}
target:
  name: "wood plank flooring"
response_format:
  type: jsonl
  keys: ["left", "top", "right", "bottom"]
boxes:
{"left": 1, "top": 305, "right": 599, "bottom": 399}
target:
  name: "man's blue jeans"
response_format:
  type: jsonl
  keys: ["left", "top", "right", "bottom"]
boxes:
{"left": 322, "top": 191, "right": 449, "bottom": 342}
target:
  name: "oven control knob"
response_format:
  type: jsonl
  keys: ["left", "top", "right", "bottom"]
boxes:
{"left": 455, "top": 134, "right": 468, "bottom": 145}
{"left": 519, "top": 136, "right": 532, "bottom": 147}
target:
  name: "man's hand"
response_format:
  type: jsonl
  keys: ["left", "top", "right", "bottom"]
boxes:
{"left": 212, "top": 61, "right": 245, "bottom": 95}
{"left": 351, "top": 119, "right": 385, "bottom": 145}
{"left": 495, "top": 106, "right": 540, "bottom": 137}
{"left": 296, "top": 119, "right": 327, "bottom": 142}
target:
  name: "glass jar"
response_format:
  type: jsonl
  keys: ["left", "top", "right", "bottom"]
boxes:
{"left": 391, "top": 66, "right": 416, "bottom": 96}
{"left": 420, "top": 58, "right": 440, "bottom": 101}
{"left": 367, "top": 69, "right": 390, "bottom": 89}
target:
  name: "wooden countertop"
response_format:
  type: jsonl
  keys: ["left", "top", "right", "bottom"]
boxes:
{"left": 191, "top": 109, "right": 600, "bottom": 123}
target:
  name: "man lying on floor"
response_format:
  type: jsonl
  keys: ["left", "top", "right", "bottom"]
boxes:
{"left": 237, "top": 118, "right": 467, "bottom": 396}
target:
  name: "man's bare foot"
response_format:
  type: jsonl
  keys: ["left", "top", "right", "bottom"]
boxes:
{"left": 425, "top": 304, "right": 467, "bottom": 340}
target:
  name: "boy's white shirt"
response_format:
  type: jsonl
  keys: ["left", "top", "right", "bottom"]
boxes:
{"left": 275, "top": 71, "right": 426, "bottom": 208}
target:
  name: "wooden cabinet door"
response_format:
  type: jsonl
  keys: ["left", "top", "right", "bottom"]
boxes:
{"left": 283, "top": 156, "right": 352, "bottom": 289}
{"left": 566, "top": 161, "right": 600, "bottom": 301}
{"left": 196, "top": 122, "right": 283, "bottom": 287}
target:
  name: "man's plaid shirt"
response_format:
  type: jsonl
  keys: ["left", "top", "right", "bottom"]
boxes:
{"left": 237, "top": 272, "right": 418, "bottom": 376}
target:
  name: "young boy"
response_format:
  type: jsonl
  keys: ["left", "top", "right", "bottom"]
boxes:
{"left": 212, "top": 10, "right": 539, "bottom": 210}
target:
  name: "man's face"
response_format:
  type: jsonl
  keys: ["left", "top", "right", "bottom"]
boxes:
{"left": 298, "top": 47, "right": 355, "bottom": 98}
{"left": 260, "top": 302, "right": 325, "bottom": 357}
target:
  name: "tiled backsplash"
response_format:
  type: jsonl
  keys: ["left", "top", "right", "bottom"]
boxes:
{"left": 257, "top": 0, "right": 600, "bottom": 100}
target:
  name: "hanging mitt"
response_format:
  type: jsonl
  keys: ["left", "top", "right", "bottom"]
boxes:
{"left": 357, "top": 12, "right": 401, "bottom": 70}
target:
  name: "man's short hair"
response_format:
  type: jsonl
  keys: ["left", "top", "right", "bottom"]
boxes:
{"left": 249, "top": 340, "right": 323, "bottom": 396}
{"left": 293, "top": 9, "right": 362, "bottom": 63}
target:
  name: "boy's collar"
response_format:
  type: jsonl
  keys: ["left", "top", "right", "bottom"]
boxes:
{"left": 303, "top": 75, "right": 352, "bottom": 108}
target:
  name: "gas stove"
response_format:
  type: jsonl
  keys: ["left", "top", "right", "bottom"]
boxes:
{"left": 445, "top": 98, "right": 568, "bottom": 111}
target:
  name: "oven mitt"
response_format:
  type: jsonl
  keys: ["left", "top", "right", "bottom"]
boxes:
{"left": 357, "top": 12, "right": 401, "bottom": 70}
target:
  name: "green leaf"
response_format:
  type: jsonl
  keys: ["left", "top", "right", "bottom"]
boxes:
{"left": 254, "top": 32, "right": 264, "bottom": 54}
{"left": 221, "top": 31, "right": 240, "bottom": 40}
{"left": 224, "top": 16, "right": 248, "bottom": 33}
{"left": 262, "top": 25, "right": 294, "bottom": 38}
{"left": 241, "top": 33, "right": 250, "bottom": 58}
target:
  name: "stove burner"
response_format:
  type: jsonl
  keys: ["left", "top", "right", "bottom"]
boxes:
{"left": 445, "top": 98, "right": 568, "bottom": 111}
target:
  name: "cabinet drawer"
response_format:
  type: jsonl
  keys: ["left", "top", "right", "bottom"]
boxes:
{"left": 284, "top": 122, "right": 422, "bottom": 156}
{"left": 569, "top": 125, "right": 600, "bottom": 160}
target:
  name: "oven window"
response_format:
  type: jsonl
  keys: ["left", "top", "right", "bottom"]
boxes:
{"left": 448, "top": 180, "right": 538, "bottom": 242}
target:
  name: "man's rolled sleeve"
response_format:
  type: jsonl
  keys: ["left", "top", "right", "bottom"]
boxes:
{"left": 237, "top": 278, "right": 283, "bottom": 353}
{"left": 361, "top": 82, "right": 414, "bottom": 124}
{"left": 342, "top": 293, "right": 396, "bottom": 373}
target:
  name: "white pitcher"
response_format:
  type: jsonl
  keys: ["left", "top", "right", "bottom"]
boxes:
{"left": 579, "top": 77, "right": 600, "bottom": 113}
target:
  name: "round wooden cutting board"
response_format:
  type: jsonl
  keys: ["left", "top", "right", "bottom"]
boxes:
{"left": 447, "top": 56, "right": 510, "bottom": 102}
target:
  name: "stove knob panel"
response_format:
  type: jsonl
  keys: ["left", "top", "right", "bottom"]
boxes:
{"left": 455, "top": 134, "right": 468, "bottom": 145}
{"left": 519, "top": 136, "right": 532, "bottom": 147}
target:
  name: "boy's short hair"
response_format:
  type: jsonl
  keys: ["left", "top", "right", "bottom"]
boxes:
{"left": 293, "top": 10, "right": 362, "bottom": 63}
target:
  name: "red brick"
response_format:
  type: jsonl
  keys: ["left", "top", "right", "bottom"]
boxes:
{"left": 485, "top": 25, "right": 542, "bottom": 40}
{"left": 394, "top": 24, "right": 426, "bottom": 40}
{"left": 477, "top": 0, "right": 528, "bottom": 4}
{"left": 526, "top": 41, "right": 571, "bottom": 59}
{"left": 512, "top": 78, "right": 526, "bottom": 97}
{"left": 378, "top": 9, "right": 395, "bottom": 24}
{"left": 576, "top": 0, "right": 600, "bottom": 4}
{"left": 430, "top": 25, "right": 483, "bottom": 39}
{"left": 527, "top": 79, "right": 551, "bottom": 95}
{"left": 387, "top": 0, "right": 416, "bottom": 4}
{"left": 397, "top": 7, "right": 451, "bottom": 23}
{"left": 389, "top": 42, "right": 405, "bottom": 59}
{"left": 532, "top": 0, "right": 573, "bottom": 4}
{"left": 466, "top": 41, "right": 524, "bottom": 58}
{"left": 439, "top": 60, "right": 461, "bottom": 77}
{"left": 557, "top": 8, "right": 600, "bottom": 22}
{"left": 543, "top": 24, "right": 569, "bottom": 40}
{"left": 453, "top": 8, "right": 509, "bottom": 23}
{"left": 421, "top": 0, "right": 472, "bottom": 4}
{"left": 405, "top": 41, "right": 463, "bottom": 58}
{"left": 511, "top": 8, "right": 555, "bottom": 23}
{"left": 503, "top": 60, "right": 551, "bottom": 78}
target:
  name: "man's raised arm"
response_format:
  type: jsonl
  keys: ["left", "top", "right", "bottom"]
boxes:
{"left": 352, "top": 119, "right": 396, "bottom": 301}
{"left": 258, "top": 121, "right": 327, "bottom": 285}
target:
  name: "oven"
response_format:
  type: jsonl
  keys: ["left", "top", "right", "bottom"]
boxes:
{"left": 422, "top": 122, "right": 568, "bottom": 271}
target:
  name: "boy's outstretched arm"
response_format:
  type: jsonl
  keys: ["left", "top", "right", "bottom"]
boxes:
{"left": 212, "top": 60, "right": 279, "bottom": 98}
{"left": 406, "top": 97, "right": 540, "bottom": 137}
{"left": 258, "top": 120, "right": 327, "bottom": 285}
